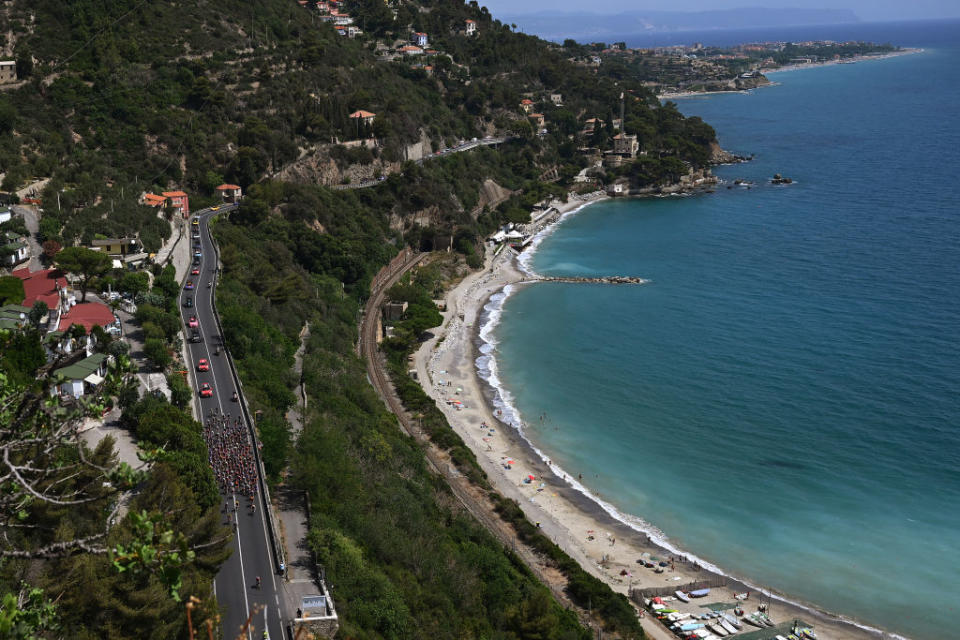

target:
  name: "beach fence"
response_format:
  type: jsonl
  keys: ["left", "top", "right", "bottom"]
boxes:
{"left": 629, "top": 577, "right": 728, "bottom": 602}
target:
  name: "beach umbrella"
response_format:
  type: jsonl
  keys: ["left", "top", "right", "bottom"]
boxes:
{"left": 527, "top": 474, "right": 535, "bottom": 481}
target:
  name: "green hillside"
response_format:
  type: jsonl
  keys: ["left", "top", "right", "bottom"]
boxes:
{"left": 0, "top": 1, "right": 721, "bottom": 637}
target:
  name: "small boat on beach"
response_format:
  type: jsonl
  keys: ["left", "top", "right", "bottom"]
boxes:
{"left": 758, "top": 613, "right": 775, "bottom": 627}
{"left": 722, "top": 613, "right": 742, "bottom": 630}
{"left": 719, "top": 619, "right": 738, "bottom": 634}
{"left": 675, "top": 590, "right": 691, "bottom": 603}
{"left": 690, "top": 588, "right": 711, "bottom": 598}
{"left": 795, "top": 627, "right": 817, "bottom": 640}
{"left": 744, "top": 615, "right": 766, "bottom": 629}
{"left": 708, "top": 623, "right": 729, "bottom": 637}
{"left": 776, "top": 635, "right": 790, "bottom": 640}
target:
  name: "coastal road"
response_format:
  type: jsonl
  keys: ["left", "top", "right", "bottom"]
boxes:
{"left": 332, "top": 136, "right": 511, "bottom": 190}
{"left": 181, "top": 205, "right": 285, "bottom": 640}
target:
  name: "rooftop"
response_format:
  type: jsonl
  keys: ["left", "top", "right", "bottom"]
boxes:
{"left": 57, "top": 301, "right": 117, "bottom": 333}
{"left": 54, "top": 352, "right": 108, "bottom": 381}
{"left": 215, "top": 183, "right": 242, "bottom": 191}
{"left": 0, "top": 303, "right": 31, "bottom": 330}
{"left": 349, "top": 110, "right": 376, "bottom": 118}
{"left": 91, "top": 237, "right": 136, "bottom": 246}
{"left": 12, "top": 268, "right": 68, "bottom": 310}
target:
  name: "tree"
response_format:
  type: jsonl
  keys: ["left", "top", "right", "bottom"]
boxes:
{"left": 27, "top": 300, "right": 48, "bottom": 329}
{"left": 0, "top": 276, "right": 24, "bottom": 305}
{"left": 55, "top": 247, "right": 112, "bottom": 302}
{"left": 119, "top": 271, "right": 150, "bottom": 297}
{"left": 0, "top": 585, "right": 59, "bottom": 639}
{"left": 143, "top": 338, "right": 171, "bottom": 371}
{"left": 42, "top": 239, "right": 62, "bottom": 261}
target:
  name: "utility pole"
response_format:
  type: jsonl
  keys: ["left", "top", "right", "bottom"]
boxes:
{"left": 619, "top": 92, "right": 625, "bottom": 133}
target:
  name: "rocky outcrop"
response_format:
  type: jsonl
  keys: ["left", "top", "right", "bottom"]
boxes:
{"left": 535, "top": 275, "right": 649, "bottom": 285}
{"left": 275, "top": 147, "right": 400, "bottom": 186}
{"left": 734, "top": 73, "right": 772, "bottom": 90}
{"left": 709, "top": 142, "right": 751, "bottom": 165}
{"left": 471, "top": 179, "right": 514, "bottom": 217}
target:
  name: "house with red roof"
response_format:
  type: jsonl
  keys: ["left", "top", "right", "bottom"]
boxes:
{"left": 139, "top": 190, "right": 190, "bottom": 217}
{"left": 140, "top": 192, "right": 167, "bottom": 208}
{"left": 519, "top": 98, "right": 534, "bottom": 113}
{"left": 12, "top": 267, "right": 73, "bottom": 331}
{"left": 13, "top": 267, "right": 70, "bottom": 311}
{"left": 412, "top": 32, "right": 428, "bottom": 47}
{"left": 11, "top": 267, "right": 117, "bottom": 337}
{"left": 162, "top": 191, "right": 190, "bottom": 217}
{"left": 215, "top": 184, "right": 243, "bottom": 203}
{"left": 57, "top": 301, "right": 119, "bottom": 334}
{"left": 349, "top": 110, "right": 376, "bottom": 126}
{"left": 465, "top": 19, "right": 477, "bottom": 36}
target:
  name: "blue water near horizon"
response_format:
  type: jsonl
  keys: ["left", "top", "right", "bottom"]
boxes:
{"left": 485, "top": 21, "right": 960, "bottom": 640}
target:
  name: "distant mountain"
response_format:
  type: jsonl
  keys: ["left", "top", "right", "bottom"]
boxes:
{"left": 501, "top": 7, "right": 861, "bottom": 41}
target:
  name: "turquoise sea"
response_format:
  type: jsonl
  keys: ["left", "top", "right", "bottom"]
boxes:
{"left": 482, "top": 21, "right": 960, "bottom": 640}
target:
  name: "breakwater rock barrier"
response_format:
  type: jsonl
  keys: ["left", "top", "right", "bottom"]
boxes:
{"left": 532, "top": 275, "right": 650, "bottom": 285}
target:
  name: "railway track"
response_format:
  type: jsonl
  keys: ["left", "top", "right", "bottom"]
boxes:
{"left": 358, "top": 251, "right": 591, "bottom": 625}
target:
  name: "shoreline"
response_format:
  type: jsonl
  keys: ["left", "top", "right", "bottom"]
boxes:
{"left": 413, "top": 193, "right": 906, "bottom": 640}
{"left": 658, "top": 48, "right": 922, "bottom": 100}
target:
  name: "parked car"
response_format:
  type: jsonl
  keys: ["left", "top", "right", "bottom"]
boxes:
{"left": 199, "top": 382, "right": 213, "bottom": 397}
{"left": 187, "top": 315, "right": 198, "bottom": 328}
{"left": 191, "top": 267, "right": 200, "bottom": 276}
{"left": 197, "top": 358, "right": 209, "bottom": 372}
{"left": 185, "top": 281, "right": 195, "bottom": 290}
{"left": 189, "top": 329, "right": 202, "bottom": 343}
{"left": 192, "top": 218, "right": 199, "bottom": 226}
{"left": 183, "top": 296, "right": 193, "bottom": 308}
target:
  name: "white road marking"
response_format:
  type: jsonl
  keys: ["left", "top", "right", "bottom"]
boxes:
{"left": 185, "top": 211, "right": 253, "bottom": 640}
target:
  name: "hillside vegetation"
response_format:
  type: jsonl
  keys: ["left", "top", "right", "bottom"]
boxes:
{"left": 0, "top": 0, "right": 722, "bottom": 636}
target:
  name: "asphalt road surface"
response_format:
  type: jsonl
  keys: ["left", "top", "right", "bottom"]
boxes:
{"left": 14, "top": 204, "right": 44, "bottom": 271}
{"left": 181, "top": 206, "right": 285, "bottom": 640}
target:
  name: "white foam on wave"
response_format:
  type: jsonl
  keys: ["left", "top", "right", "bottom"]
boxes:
{"left": 476, "top": 348, "right": 908, "bottom": 639}
{"left": 474, "top": 202, "right": 905, "bottom": 640}
{"left": 517, "top": 199, "right": 601, "bottom": 276}
{"left": 475, "top": 285, "right": 526, "bottom": 429}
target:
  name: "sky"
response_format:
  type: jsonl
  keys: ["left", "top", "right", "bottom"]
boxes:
{"left": 480, "top": 0, "right": 960, "bottom": 22}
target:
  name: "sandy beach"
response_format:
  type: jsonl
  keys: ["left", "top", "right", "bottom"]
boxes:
{"left": 411, "top": 193, "right": 896, "bottom": 640}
